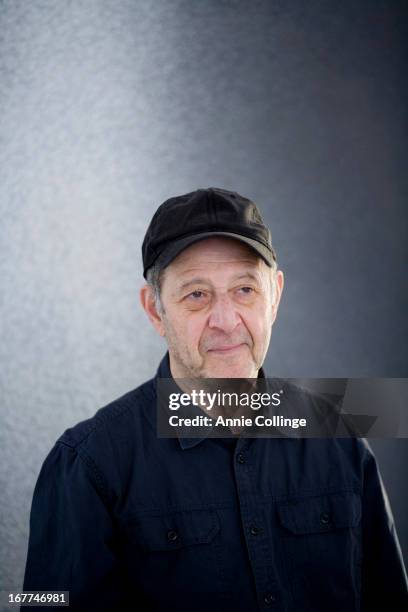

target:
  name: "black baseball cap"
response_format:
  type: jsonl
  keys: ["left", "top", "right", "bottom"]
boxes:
{"left": 142, "top": 187, "right": 276, "bottom": 279}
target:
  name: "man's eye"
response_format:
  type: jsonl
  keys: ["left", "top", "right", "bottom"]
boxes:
{"left": 188, "top": 290, "right": 205, "bottom": 299}
{"left": 238, "top": 286, "right": 254, "bottom": 294}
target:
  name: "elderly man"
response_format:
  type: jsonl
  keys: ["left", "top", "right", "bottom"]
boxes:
{"left": 23, "top": 188, "right": 407, "bottom": 611}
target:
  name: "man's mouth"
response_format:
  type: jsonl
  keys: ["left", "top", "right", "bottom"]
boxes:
{"left": 207, "top": 343, "right": 246, "bottom": 354}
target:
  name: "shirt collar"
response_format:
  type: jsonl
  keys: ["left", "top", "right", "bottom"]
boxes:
{"left": 155, "top": 351, "right": 267, "bottom": 450}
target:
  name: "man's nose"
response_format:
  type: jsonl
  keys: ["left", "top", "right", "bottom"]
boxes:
{"left": 207, "top": 294, "right": 241, "bottom": 335}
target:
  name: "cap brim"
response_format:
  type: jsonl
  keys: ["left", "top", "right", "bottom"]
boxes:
{"left": 147, "top": 231, "right": 275, "bottom": 278}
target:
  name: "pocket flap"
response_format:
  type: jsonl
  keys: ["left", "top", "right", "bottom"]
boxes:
{"left": 277, "top": 491, "right": 361, "bottom": 534}
{"left": 129, "top": 509, "right": 220, "bottom": 552}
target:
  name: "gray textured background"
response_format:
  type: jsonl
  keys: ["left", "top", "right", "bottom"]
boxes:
{"left": 1, "top": 0, "right": 407, "bottom": 598}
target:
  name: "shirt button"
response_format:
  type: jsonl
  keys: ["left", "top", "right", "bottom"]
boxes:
{"left": 320, "top": 512, "right": 331, "bottom": 525}
{"left": 167, "top": 530, "right": 179, "bottom": 541}
{"left": 264, "top": 593, "right": 277, "bottom": 605}
{"left": 250, "top": 525, "right": 263, "bottom": 536}
{"left": 237, "top": 453, "right": 246, "bottom": 464}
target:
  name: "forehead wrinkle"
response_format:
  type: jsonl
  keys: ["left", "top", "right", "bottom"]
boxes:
{"left": 173, "top": 252, "right": 262, "bottom": 273}
{"left": 174, "top": 255, "right": 259, "bottom": 269}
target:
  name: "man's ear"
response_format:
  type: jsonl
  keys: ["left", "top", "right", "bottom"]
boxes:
{"left": 271, "top": 270, "right": 284, "bottom": 323}
{"left": 140, "top": 284, "right": 165, "bottom": 337}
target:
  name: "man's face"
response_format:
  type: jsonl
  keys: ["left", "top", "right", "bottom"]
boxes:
{"left": 141, "top": 237, "right": 284, "bottom": 378}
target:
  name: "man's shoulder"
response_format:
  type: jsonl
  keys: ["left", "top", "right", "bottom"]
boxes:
{"left": 56, "top": 377, "right": 156, "bottom": 451}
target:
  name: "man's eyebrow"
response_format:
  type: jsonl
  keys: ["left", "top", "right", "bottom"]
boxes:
{"left": 232, "top": 272, "right": 262, "bottom": 283}
{"left": 176, "top": 278, "right": 211, "bottom": 293}
{"left": 176, "top": 272, "right": 262, "bottom": 293}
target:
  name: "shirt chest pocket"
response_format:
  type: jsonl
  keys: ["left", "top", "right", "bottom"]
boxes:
{"left": 122, "top": 508, "right": 224, "bottom": 604}
{"left": 276, "top": 491, "right": 363, "bottom": 611}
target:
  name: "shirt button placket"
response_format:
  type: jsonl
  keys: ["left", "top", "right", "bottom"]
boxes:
{"left": 234, "top": 441, "right": 282, "bottom": 610}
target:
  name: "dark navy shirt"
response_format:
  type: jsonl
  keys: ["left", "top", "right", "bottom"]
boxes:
{"left": 23, "top": 353, "right": 408, "bottom": 611}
